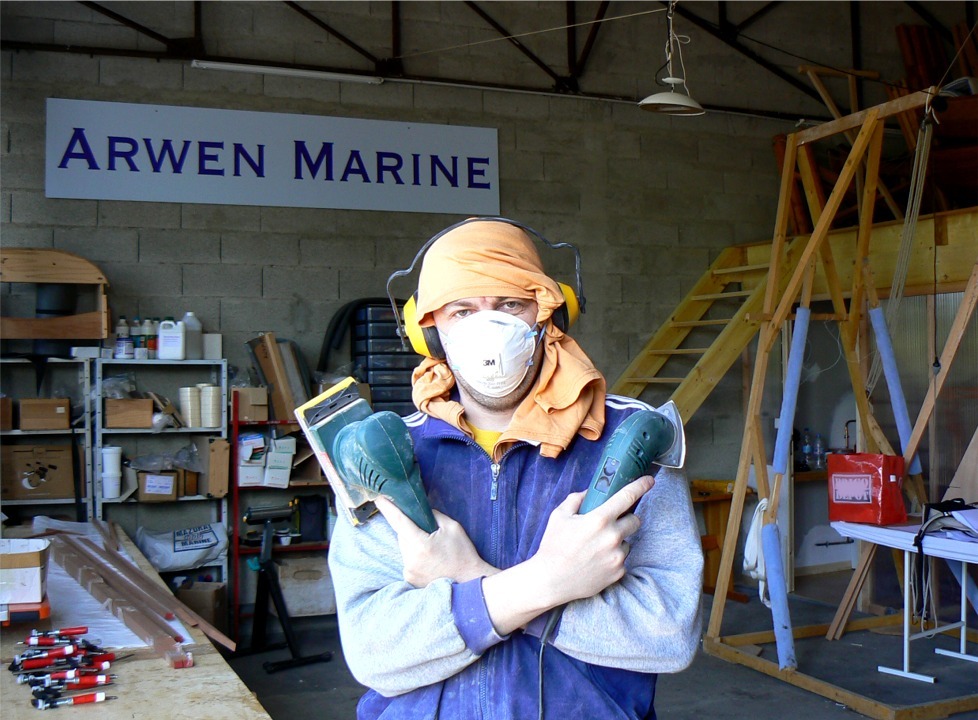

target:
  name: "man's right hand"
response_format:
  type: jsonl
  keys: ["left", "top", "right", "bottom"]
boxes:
{"left": 531, "top": 474, "right": 654, "bottom": 605}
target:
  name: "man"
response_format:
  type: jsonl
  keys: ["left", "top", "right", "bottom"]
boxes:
{"left": 329, "top": 218, "right": 703, "bottom": 719}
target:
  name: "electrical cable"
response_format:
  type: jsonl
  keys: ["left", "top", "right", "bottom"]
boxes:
{"left": 392, "top": 7, "right": 665, "bottom": 61}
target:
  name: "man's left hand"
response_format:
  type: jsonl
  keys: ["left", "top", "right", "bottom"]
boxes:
{"left": 375, "top": 496, "right": 499, "bottom": 587}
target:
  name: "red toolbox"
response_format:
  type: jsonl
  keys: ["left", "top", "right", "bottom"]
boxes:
{"left": 827, "top": 454, "right": 907, "bottom": 525}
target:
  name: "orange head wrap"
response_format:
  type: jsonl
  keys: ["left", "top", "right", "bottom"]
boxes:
{"left": 414, "top": 220, "right": 565, "bottom": 329}
{"left": 411, "top": 218, "right": 606, "bottom": 460}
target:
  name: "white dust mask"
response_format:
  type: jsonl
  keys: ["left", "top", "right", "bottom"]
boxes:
{"left": 440, "top": 310, "right": 541, "bottom": 398}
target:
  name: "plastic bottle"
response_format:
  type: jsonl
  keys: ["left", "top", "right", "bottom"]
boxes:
{"left": 142, "top": 317, "right": 157, "bottom": 359}
{"left": 800, "top": 428, "right": 813, "bottom": 471}
{"left": 131, "top": 316, "right": 147, "bottom": 359}
{"left": 181, "top": 311, "right": 203, "bottom": 360}
{"left": 113, "top": 315, "right": 133, "bottom": 359}
{"left": 158, "top": 318, "right": 186, "bottom": 360}
{"left": 813, "top": 433, "right": 826, "bottom": 470}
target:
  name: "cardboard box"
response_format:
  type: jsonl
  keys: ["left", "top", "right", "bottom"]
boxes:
{"left": 238, "top": 432, "right": 266, "bottom": 465}
{"left": 0, "top": 397, "right": 13, "bottom": 431}
{"left": 272, "top": 553, "right": 336, "bottom": 617}
{"left": 205, "top": 439, "right": 229, "bottom": 498}
{"left": 1, "top": 446, "right": 78, "bottom": 500}
{"left": 137, "top": 471, "right": 178, "bottom": 502}
{"left": 0, "top": 538, "right": 50, "bottom": 604}
{"left": 237, "top": 464, "right": 264, "bottom": 487}
{"left": 175, "top": 580, "right": 227, "bottom": 632}
{"left": 18, "top": 399, "right": 70, "bottom": 430}
{"left": 233, "top": 387, "right": 268, "bottom": 422}
{"left": 262, "top": 451, "right": 294, "bottom": 489}
{"left": 105, "top": 399, "right": 154, "bottom": 428}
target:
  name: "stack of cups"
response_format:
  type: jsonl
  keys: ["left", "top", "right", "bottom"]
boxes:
{"left": 199, "top": 383, "right": 222, "bottom": 428}
{"left": 101, "top": 446, "right": 123, "bottom": 499}
{"left": 178, "top": 386, "right": 201, "bottom": 428}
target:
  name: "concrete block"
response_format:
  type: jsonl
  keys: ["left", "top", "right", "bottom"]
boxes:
{"left": 299, "top": 237, "right": 375, "bottom": 268}
{"left": 11, "top": 191, "right": 97, "bottom": 227}
{"left": 0, "top": 153, "right": 43, "bottom": 190}
{"left": 183, "top": 65, "right": 263, "bottom": 96}
{"left": 262, "top": 266, "right": 340, "bottom": 300}
{"left": 184, "top": 264, "right": 262, "bottom": 298}
{"left": 221, "top": 232, "right": 298, "bottom": 265}
{"left": 98, "top": 201, "right": 180, "bottom": 229}
{"left": 1, "top": 226, "right": 53, "bottom": 248}
{"left": 11, "top": 51, "right": 99, "bottom": 85}
{"left": 220, "top": 298, "right": 293, "bottom": 332}
{"left": 140, "top": 230, "right": 221, "bottom": 264}
{"left": 54, "top": 228, "right": 138, "bottom": 263}
{"left": 339, "top": 81, "right": 413, "bottom": 110}
{"left": 181, "top": 204, "right": 261, "bottom": 232}
{"left": 101, "top": 262, "right": 182, "bottom": 298}
{"left": 98, "top": 56, "right": 182, "bottom": 90}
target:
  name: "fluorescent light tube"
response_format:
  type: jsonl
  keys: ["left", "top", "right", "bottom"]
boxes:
{"left": 191, "top": 59, "right": 384, "bottom": 85}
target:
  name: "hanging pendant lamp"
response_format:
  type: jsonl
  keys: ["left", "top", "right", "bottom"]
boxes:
{"left": 639, "top": 1, "right": 705, "bottom": 116}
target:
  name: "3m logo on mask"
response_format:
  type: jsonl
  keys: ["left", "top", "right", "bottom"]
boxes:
{"left": 440, "top": 311, "right": 540, "bottom": 398}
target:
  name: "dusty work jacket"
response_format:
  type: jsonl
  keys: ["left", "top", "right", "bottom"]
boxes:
{"left": 329, "top": 395, "right": 704, "bottom": 720}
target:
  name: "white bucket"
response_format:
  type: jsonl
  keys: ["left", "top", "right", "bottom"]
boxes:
{"left": 102, "top": 473, "right": 122, "bottom": 499}
{"left": 101, "top": 446, "right": 123, "bottom": 475}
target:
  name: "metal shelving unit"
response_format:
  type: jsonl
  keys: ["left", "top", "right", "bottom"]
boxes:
{"left": 93, "top": 358, "right": 229, "bottom": 581}
{"left": 0, "top": 357, "right": 95, "bottom": 523}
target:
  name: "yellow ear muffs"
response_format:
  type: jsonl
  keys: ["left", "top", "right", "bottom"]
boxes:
{"left": 402, "top": 293, "right": 445, "bottom": 359}
{"left": 553, "top": 282, "right": 580, "bottom": 332}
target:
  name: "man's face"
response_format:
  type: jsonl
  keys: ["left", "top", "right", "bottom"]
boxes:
{"left": 432, "top": 296, "right": 543, "bottom": 411}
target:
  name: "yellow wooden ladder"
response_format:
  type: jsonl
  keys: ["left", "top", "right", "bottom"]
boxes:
{"left": 611, "top": 242, "right": 797, "bottom": 422}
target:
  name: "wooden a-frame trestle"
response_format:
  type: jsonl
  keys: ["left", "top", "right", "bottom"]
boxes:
{"left": 701, "top": 87, "right": 978, "bottom": 720}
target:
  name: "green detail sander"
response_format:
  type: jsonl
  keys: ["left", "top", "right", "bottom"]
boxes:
{"left": 331, "top": 411, "right": 438, "bottom": 534}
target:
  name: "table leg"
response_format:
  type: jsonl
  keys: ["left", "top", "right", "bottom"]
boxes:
{"left": 877, "top": 550, "right": 936, "bottom": 683}
{"left": 934, "top": 560, "right": 978, "bottom": 665}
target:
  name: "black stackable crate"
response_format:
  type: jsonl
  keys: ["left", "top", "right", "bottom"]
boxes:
{"left": 352, "top": 303, "right": 421, "bottom": 416}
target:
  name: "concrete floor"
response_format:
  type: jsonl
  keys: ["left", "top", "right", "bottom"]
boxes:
{"left": 225, "top": 574, "right": 978, "bottom": 720}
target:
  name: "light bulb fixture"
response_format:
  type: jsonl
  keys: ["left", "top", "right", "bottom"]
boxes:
{"left": 190, "top": 59, "right": 384, "bottom": 85}
{"left": 639, "top": 2, "right": 704, "bottom": 116}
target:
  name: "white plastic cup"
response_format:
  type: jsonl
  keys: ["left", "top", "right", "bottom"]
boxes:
{"left": 102, "top": 473, "right": 122, "bottom": 499}
{"left": 101, "top": 446, "right": 123, "bottom": 475}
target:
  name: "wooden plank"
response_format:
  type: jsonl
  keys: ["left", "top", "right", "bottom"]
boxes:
{"left": 0, "top": 311, "right": 107, "bottom": 340}
{"left": 0, "top": 248, "right": 108, "bottom": 284}
{"left": 49, "top": 537, "right": 190, "bottom": 665}
{"left": 704, "top": 638, "right": 978, "bottom": 720}
{"left": 827, "top": 542, "right": 877, "bottom": 640}
{"left": 795, "top": 88, "right": 932, "bottom": 145}
{"left": 768, "top": 111, "right": 881, "bottom": 342}
{"left": 82, "top": 537, "right": 237, "bottom": 652}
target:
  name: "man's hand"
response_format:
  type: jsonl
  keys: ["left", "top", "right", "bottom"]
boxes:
{"left": 531, "top": 474, "right": 655, "bottom": 605}
{"left": 480, "top": 474, "right": 655, "bottom": 636}
{"left": 375, "top": 496, "right": 498, "bottom": 587}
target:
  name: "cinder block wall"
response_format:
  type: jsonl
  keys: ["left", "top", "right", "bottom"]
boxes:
{"left": 0, "top": 1, "right": 962, "bottom": 479}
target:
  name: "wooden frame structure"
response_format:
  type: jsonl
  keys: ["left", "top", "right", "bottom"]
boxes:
{"left": 0, "top": 248, "right": 110, "bottom": 340}
{"left": 703, "top": 88, "right": 978, "bottom": 720}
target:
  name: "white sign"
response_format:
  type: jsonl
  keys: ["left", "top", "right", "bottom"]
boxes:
{"left": 45, "top": 98, "right": 500, "bottom": 215}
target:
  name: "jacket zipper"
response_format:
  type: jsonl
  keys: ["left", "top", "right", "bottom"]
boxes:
{"left": 490, "top": 462, "right": 500, "bottom": 501}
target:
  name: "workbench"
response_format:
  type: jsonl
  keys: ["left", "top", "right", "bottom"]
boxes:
{"left": 0, "top": 528, "right": 271, "bottom": 720}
